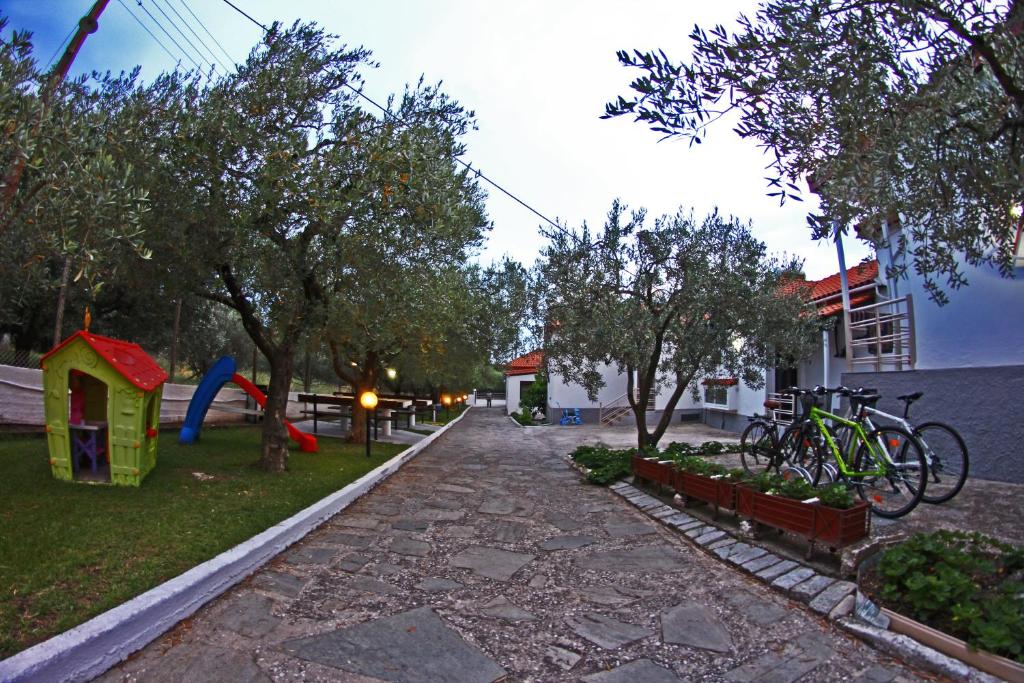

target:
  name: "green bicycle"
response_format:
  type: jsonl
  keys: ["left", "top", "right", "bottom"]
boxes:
{"left": 784, "top": 387, "right": 928, "bottom": 519}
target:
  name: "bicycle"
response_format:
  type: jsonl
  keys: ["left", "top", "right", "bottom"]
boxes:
{"left": 830, "top": 388, "right": 969, "bottom": 504}
{"left": 782, "top": 386, "right": 929, "bottom": 518}
{"left": 739, "top": 396, "right": 792, "bottom": 475}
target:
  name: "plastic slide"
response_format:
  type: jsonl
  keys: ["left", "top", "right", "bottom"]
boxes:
{"left": 178, "top": 356, "right": 317, "bottom": 452}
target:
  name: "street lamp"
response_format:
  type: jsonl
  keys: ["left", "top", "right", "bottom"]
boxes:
{"left": 385, "top": 367, "right": 397, "bottom": 381}
{"left": 359, "top": 390, "right": 378, "bottom": 458}
{"left": 442, "top": 394, "right": 452, "bottom": 421}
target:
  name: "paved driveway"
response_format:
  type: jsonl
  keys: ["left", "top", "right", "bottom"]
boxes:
{"left": 100, "top": 408, "right": 922, "bottom": 682}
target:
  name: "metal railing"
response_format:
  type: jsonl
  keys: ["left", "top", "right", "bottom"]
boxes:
{"left": 847, "top": 294, "right": 915, "bottom": 371}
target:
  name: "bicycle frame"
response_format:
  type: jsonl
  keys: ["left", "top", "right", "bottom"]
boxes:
{"left": 840, "top": 403, "right": 935, "bottom": 467}
{"left": 804, "top": 405, "right": 891, "bottom": 478}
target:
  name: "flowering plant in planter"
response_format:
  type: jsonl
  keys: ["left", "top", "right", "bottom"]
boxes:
{"left": 670, "top": 455, "right": 744, "bottom": 514}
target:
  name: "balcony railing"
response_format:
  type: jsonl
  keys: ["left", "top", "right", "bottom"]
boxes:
{"left": 847, "top": 294, "right": 915, "bottom": 371}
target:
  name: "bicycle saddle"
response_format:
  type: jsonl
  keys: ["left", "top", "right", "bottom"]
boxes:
{"left": 763, "top": 399, "right": 782, "bottom": 410}
{"left": 897, "top": 391, "right": 923, "bottom": 403}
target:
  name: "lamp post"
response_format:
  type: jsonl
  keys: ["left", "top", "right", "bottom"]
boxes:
{"left": 442, "top": 394, "right": 452, "bottom": 421}
{"left": 359, "top": 390, "right": 378, "bottom": 458}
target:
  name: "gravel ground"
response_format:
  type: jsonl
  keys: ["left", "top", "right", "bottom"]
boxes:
{"left": 99, "top": 408, "right": 935, "bottom": 682}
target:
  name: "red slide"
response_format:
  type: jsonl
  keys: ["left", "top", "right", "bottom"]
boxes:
{"left": 231, "top": 373, "right": 318, "bottom": 453}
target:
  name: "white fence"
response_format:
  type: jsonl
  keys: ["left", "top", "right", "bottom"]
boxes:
{"left": 0, "top": 364, "right": 303, "bottom": 427}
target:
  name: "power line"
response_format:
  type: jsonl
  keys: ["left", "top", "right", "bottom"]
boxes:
{"left": 116, "top": 0, "right": 180, "bottom": 66}
{"left": 44, "top": 24, "right": 77, "bottom": 71}
{"left": 216, "top": 1, "right": 568, "bottom": 234}
{"left": 344, "top": 85, "right": 566, "bottom": 233}
{"left": 149, "top": 0, "right": 221, "bottom": 74}
{"left": 161, "top": 0, "right": 232, "bottom": 73}
{"left": 132, "top": 0, "right": 201, "bottom": 71}
{"left": 177, "top": 0, "right": 238, "bottom": 67}
{"left": 219, "top": 0, "right": 268, "bottom": 32}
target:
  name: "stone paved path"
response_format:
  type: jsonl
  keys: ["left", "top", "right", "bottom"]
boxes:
{"left": 99, "top": 409, "right": 927, "bottom": 682}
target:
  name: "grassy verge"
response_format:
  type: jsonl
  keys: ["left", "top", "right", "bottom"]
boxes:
{"left": 0, "top": 427, "right": 405, "bottom": 658}
{"left": 420, "top": 404, "right": 468, "bottom": 426}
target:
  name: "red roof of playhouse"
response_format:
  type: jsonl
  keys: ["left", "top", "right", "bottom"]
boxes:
{"left": 783, "top": 260, "right": 879, "bottom": 318}
{"left": 41, "top": 330, "right": 169, "bottom": 391}
{"left": 506, "top": 350, "right": 543, "bottom": 376}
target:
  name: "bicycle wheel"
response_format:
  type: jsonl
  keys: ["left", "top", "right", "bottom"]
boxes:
{"left": 852, "top": 426, "right": 927, "bottom": 518}
{"left": 914, "top": 422, "right": 969, "bottom": 504}
{"left": 740, "top": 420, "right": 776, "bottom": 475}
{"left": 777, "top": 423, "right": 823, "bottom": 485}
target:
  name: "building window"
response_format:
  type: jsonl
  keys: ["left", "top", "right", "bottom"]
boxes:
{"left": 704, "top": 384, "right": 729, "bottom": 407}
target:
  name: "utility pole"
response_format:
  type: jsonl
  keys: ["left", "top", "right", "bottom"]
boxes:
{"left": 1, "top": 0, "right": 111, "bottom": 211}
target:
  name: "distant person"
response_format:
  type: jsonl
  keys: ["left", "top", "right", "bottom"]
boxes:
{"left": 486, "top": 392, "right": 492, "bottom": 407}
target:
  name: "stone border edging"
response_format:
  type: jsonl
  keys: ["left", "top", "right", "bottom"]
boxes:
{"left": 607, "top": 480, "right": 999, "bottom": 683}
{"left": 0, "top": 407, "right": 472, "bottom": 683}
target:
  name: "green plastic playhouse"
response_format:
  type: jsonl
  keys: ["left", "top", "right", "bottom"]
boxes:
{"left": 41, "top": 330, "right": 168, "bottom": 486}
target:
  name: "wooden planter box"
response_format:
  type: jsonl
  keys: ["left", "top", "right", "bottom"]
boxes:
{"left": 631, "top": 455, "right": 675, "bottom": 489}
{"left": 736, "top": 485, "right": 870, "bottom": 556}
{"left": 676, "top": 471, "right": 737, "bottom": 517}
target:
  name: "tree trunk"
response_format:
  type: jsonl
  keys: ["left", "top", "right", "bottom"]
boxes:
{"left": 347, "top": 365, "right": 378, "bottom": 444}
{"left": 260, "top": 351, "right": 295, "bottom": 472}
{"left": 168, "top": 297, "right": 182, "bottom": 382}
{"left": 52, "top": 254, "right": 72, "bottom": 347}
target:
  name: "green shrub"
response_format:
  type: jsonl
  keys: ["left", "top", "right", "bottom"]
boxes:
{"left": 511, "top": 410, "right": 533, "bottom": 426}
{"left": 569, "top": 445, "right": 635, "bottom": 485}
{"left": 877, "top": 531, "right": 1024, "bottom": 663}
{"left": 817, "top": 483, "right": 855, "bottom": 509}
{"left": 671, "top": 454, "right": 726, "bottom": 477}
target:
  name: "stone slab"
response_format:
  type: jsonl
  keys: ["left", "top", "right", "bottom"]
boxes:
{"left": 756, "top": 559, "right": 799, "bottom": 582}
{"left": 694, "top": 530, "right": 727, "bottom": 546}
{"left": 685, "top": 525, "right": 714, "bottom": 538}
{"left": 449, "top": 546, "right": 535, "bottom": 581}
{"left": 283, "top": 545, "right": 336, "bottom": 566}
{"left": 582, "top": 658, "right": 679, "bottom": 682}
{"left": 321, "top": 532, "right": 374, "bottom": 549}
{"left": 770, "top": 566, "right": 816, "bottom": 591}
{"left": 347, "top": 576, "right": 402, "bottom": 595}
{"left": 545, "top": 513, "right": 585, "bottom": 532}
{"left": 218, "top": 593, "right": 281, "bottom": 639}
{"left": 664, "top": 513, "right": 695, "bottom": 526}
{"left": 578, "top": 585, "right": 642, "bottom": 607}
{"left": 707, "top": 538, "right": 737, "bottom": 551}
{"left": 577, "top": 546, "right": 686, "bottom": 573}
{"left": 478, "top": 597, "right": 536, "bottom": 622}
{"left": 661, "top": 601, "right": 733, "bottom": 653}
{"left": 390, "top": 537, "right": 431, "bottom": 557}
{"left": 740, "top": 553, "right": 783, "bottom": 575}
{"left": 392, "top": 519, "right": 430, "bottom": 532}
{"left": 416, "top": 577, "right": 463, "bottom": 593}
{"left": 726, "top": 545, "right": 768, "bottom": 567}
{"left": 605, "top": 522, "right": 658, "bottom": 538}
{"left": 280, "top": 607, "right": 505, "bottom": 683}
{"left": 724, "top": 591, "right": 788, "bottom": 627}
{"left": 335, "top": 515, "right": 381, "bottom": 530}
{"left": 254, "top": 571, "right": 306, "bottom": 599}
{"left": 538, "top": 535, "right": 597, "bottom": 551}
{"left": 492, "top": 520, "right": 529, "bottom": 543}
{"left": 650, "top": 506, "right": 678, "bottom": 519}
{"left": 808, "top": 581, "right": 856, "bottom": 614}
{"left": 790, "top": 574, "right": 835, "bottom": 602}
{"left": 565, "top": 612, "right": 654, "bottom": 650}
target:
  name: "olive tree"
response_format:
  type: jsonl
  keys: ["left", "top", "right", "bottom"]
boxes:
{"left": 539, "top": 201, "right": 821, "bottom": 449}
{"left": 605, "top": 0, "right": 1024, "bottom": 303}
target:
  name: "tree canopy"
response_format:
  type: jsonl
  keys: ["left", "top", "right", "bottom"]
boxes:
{"left": 539, "top": 201, "right": 820, "bottom": 448}
{"left": 605, "top": 0, "right": 1024, "bottom": 303}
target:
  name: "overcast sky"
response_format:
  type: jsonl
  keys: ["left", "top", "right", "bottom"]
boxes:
{"left": 5, "top": 0, "right": 872, "bottom": 279}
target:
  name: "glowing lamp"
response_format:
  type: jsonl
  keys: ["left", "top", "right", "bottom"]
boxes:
{"left": 386, "top": 368, "right": 397, "bottom": 380}
{"left": 442, "top": 395, "right": 452, "bottom": 406}
{"left": 360, "top": 391, "right": 378, "bottom": 410}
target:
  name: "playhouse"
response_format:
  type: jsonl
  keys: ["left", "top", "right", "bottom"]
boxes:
{"left": 41, "top": 331, "right": 168, "bottom": 486}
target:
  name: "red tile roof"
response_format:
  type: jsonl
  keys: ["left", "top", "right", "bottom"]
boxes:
{"left": 782, "top": 260, "right": 879, "bottom": 318}
{"left": 42, "top": 330, "right": 169, "bottom": 391}
{"left": 505, "top": 350, "right": 543, "bottom": 376}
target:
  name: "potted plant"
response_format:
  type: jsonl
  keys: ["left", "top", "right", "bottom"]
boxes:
{"left": 630, "top": 449, "right": 675, "bottom": 490}
{"left": 672, "top": 455, "right": 742, "bottom": 516}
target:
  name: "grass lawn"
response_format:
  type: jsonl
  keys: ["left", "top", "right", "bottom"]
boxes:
{"left": 0, "top": 426, "right": 406, "bottom": 659}
{"left": 420, "top": 404, "right": 468, "bottom": 426}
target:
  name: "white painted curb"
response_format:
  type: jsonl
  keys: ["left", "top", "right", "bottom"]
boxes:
{"left": 0, "top": 407, "right": 472, "bottom": 683}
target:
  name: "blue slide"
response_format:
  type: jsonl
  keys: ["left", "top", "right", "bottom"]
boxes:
{"left": 178, "top": 356, "right": 237, "bottom": 444}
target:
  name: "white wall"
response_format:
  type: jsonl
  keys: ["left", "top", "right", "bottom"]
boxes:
{"left": 547, "top": 363, "right": 629, "bottom": 411}
{"left": 505, "top": 373, "right": 535, "bottom": 415}
{"left": 878, "top": 236, "right": 1024, "bottom": 369}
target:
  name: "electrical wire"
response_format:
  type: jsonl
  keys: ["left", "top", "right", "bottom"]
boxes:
{"left": 215, "top": 0, "right": 569, "bottom": 234}
{"left": 162, "top": 0, "right": 233, "bottom": 73}
{"left": 177, "top": 0, "right": 238, "bottom": 67}
{"left": 116, "top": 0, "right": 181, "bottom": 66}
{"left": 44, "top": 23, "right": 77, "bottom": 71}
{"left": 133, "top": 0, "right": 201, "bottom": 70}
{"left": 219, "top": 0, "right": 268, "bottom": 32}
{"left": 149, "top": 0, "right": 220, "bottom": 75}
